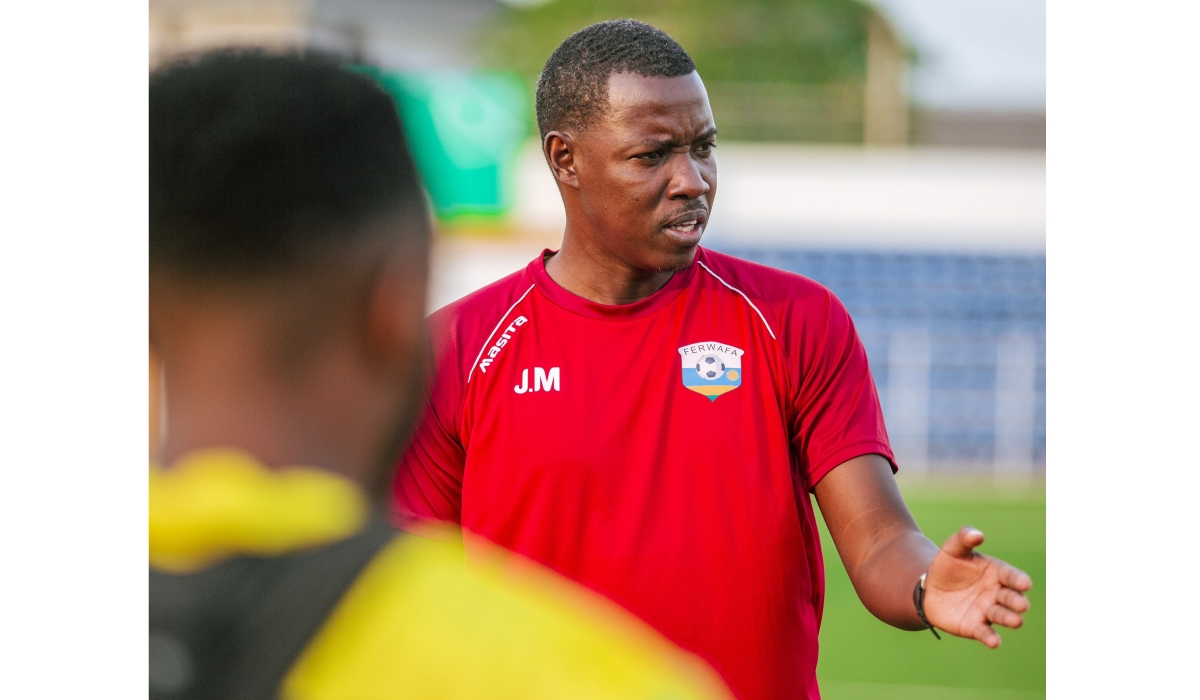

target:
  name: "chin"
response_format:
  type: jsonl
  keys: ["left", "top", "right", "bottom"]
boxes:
{"left": 651, "top": 244, "right": 699, "bottom": 273}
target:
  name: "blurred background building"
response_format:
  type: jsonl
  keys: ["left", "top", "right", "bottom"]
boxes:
{"left": 149, "top": 0, "right": 1045, "bottom": 478}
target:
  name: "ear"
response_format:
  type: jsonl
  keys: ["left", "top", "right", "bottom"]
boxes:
{"left": 543, "top": 131, "right": 580, "bottom": 190}
{"left": 364, "top": 243, "right": 428, "bottom": 375}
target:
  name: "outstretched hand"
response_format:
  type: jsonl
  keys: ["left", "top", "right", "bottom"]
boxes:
{"left": 923, "top": 526, "right": 1033, "bottom": 648}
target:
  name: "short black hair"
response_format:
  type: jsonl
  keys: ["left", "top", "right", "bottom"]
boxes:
{"left": 535, "top": 19, "right": 695, "bottom": 139}
{"left": 150, "top": 49, "right": 428, "bottom": 281}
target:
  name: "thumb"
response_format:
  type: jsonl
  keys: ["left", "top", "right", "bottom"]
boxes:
{"left": 941, "top": 526, "right": 985, "bottom": 559}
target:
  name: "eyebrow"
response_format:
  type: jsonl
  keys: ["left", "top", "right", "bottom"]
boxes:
{"left": 634, "top": 128, "right": 719, "bottom": 149}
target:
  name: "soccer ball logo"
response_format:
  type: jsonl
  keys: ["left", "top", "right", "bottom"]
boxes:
{"left": 695, "top": 354, "right": 726, "bottom": 380}
{"left": 679, "top": 341, "right": 744, "bottom": 401}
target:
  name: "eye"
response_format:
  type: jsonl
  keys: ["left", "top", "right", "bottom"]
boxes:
{"left": 695, "top": 142, "right": 715, "bottom": 156}
{"left": 634, "top": 150, "right": 664, "bottom": 162}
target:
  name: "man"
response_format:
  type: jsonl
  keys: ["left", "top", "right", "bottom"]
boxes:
{"left": 148, "top": 49, "right": 730, "bottom": 700}
{"left": 393, "top": 20, "right": 1034, "bottom": 700}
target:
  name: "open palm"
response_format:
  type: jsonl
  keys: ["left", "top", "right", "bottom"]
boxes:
{"left": 923, "top": 526, "right": 1033, "bottom": 648}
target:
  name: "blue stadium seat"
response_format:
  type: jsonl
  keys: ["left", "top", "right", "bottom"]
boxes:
{"left": 715, "top": 245, "right": 1046, "bottom": 474}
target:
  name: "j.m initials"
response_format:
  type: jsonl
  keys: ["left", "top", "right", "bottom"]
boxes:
{"left": 514, "top": 367, "right": 560, "bottom": 394}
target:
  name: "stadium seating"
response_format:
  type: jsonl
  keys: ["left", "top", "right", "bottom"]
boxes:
{"left": 716, "top": 248, "right": 1046, "bottom": 475}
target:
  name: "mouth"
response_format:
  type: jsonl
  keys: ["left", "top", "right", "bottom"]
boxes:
{"left": 662, "top": 211, "right": 708, "bottom": 238}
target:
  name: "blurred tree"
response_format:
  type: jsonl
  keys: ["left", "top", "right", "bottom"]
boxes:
{"left": 477, "top": 0, "right": 911, "bottom": 144}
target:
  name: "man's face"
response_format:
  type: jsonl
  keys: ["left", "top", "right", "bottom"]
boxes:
{"left": 569, "top": 71, "right": 717, "bottom": 272}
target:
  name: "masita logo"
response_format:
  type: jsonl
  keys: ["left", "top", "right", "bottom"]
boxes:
{"left": 678, "top": 342, "right": 743, "bottom": 402}
{"left": 479, "top": 315, "right": 527, "bottom": 374}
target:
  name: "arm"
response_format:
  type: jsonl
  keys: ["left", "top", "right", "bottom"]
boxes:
{"left": 779, "top": 284, "right": 1032, "bottom": 645}
{"left": 814, "top": 454, "right": 1033, "bottom": 647}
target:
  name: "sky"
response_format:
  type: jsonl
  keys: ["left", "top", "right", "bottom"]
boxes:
{"left": 871, "top": 0, "right": 1046, "bottom": 111}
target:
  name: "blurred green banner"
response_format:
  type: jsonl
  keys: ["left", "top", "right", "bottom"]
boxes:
{"left": 359, "top": 67, "right": 532, "bottom": 224}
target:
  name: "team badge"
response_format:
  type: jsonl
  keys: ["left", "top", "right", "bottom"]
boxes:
{"left": 678, "top": 341, "right": 743, "bottom": 402}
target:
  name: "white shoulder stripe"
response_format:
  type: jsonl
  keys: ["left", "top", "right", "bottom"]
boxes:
{"left": 696, "top": 261, "right": 777, "bottom": 340}
{"left": 467, "top": 284, "right": 536, "bottom": 384}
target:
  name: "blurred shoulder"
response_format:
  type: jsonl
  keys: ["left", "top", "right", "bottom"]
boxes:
{"left": 286, "top": 532, "right": 731, "bottom": 700}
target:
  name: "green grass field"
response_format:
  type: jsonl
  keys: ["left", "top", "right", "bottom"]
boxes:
{"left": 814, "top": 478, "right": 1045, "bottom": 700}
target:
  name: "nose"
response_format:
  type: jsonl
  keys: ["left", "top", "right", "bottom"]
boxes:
{"left": 666, "top": 153, "right": 711, "bottom": 201}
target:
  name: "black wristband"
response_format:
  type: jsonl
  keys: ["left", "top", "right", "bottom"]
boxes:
{"left": 913, "top": 572, "right": 941, "bottom": 639}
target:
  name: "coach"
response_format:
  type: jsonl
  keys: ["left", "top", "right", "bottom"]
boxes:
{"left": 393, "top": 20, "right": 1032, "bottom": 700}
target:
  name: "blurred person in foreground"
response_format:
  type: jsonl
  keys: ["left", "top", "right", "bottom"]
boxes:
{"left": 393, "top": 20, "right": 1034, "bottom": 700}
{"left": 148, "top": 49, "right": 730, "bottom": 700}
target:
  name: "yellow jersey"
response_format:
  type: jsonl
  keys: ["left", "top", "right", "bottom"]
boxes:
{"left": 149, "top": 449, "right": 731, "bottom": 700}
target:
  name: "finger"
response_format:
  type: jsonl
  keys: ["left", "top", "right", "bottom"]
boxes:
{"left": 941, "top": 526, "right": 985, "bottom": 559}
{"left": 973, "top": 623, "right": 1002, "bottom": 649}
{"left": 996, "top": 587, "right": 1030, "bottom": 613}
{"left": 997, "top": 563, "right": 1033, "bottom": 591}
{"left": 986, "top": 603, "right": 1024, "bottom": 629}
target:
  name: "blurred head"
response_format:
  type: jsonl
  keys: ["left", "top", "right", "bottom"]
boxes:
{"left": 537, "top": 20, "right": 716, "bottom": 273}
{"left": 149, "top": 50, "right": 431, "bottom": 492}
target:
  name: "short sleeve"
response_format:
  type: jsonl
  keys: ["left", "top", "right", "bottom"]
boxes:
{"left": 787, "top": 289, "right": 894, "bottom": 490}
{"left": 391, "top": 317, "right": 467, "bottom": 526}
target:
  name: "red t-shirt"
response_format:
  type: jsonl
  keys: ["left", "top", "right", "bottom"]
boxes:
{"left": 392, "top": 247, "right": 895, "bottom": 700}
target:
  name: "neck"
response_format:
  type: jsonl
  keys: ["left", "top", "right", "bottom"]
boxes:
{"left": 545, "top": 232, "right": 677, "bottom": 306}
{"left": 155, "top": 318, "right": 377, "bottom": 487}
{"left": 161, "top": 376, "right": 358, "bottom": 480}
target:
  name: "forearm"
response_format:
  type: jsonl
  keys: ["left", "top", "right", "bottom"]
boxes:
{"left": 842, "top": 527, "right": 938, "bottom": 630}
{"left": 813, "top": 454, "right": 938, "bottom": 631}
